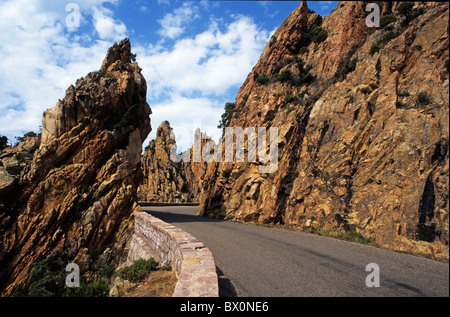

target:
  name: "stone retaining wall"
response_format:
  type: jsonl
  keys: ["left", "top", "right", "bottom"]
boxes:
{"left": 128, "top": 211, "right": 219, "bottom": 297}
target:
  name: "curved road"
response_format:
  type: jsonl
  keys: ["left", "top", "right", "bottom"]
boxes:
{"left": 142, "top": 206, "right": 449, "bottom": 297}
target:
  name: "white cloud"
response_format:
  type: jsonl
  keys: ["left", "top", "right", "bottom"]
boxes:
{"left": 0, "top": 0, "right": 271, "bottom": 153}
{"left": 93, "top": 6, "right": 127, "bottom": 41}
{"left": 139, "top": 6, "right": 149, "bottom": 13}
{"left": 318, "top": 1, "right": 338, "bottom": 13}
{"left": 138, "top": 15, "right": 270, "bottom": 99}
{"left": 0, "top": 0, "right": 123, "bottom": 143}
{"left": 135, "top": 14, "right": 271, "bottom": 150}
{"left": 157, "top": 3, "right": 199, "bottom": 39}
{"left": 147, "top": 95, "right": 224, "bottom": 152}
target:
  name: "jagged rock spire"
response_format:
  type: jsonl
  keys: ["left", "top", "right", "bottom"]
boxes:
{"left": 100, "top": 38, "right": 132, "bottom": 71}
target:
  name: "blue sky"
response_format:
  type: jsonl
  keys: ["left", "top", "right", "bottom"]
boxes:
{"left": 0, "top": 0, "right": 337, "bottom": 151}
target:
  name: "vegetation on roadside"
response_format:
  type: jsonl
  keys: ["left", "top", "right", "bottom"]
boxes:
{"left": 118, "top": 258, "right": 159, "bottom": 283}
{"left": 310, "top": 225, "right": 376, "bottom": 245}
{"left": 10, "top": 252, "right": 173, "bottom": 297}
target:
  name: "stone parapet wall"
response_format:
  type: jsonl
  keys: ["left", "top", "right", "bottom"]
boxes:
{"left": 128, "top": 211, "right": 218, "bottom": 297}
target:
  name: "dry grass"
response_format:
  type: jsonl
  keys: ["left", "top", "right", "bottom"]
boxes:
{"left": 119, "top": 270, "right": 177, "bottom": 297}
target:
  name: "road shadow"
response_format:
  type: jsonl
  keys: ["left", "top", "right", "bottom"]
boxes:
{"left": 216, "top": 266, "right": 238, "bottom": 297}
{"left": 143, "top": 207, "right": 238, "bottom": 297}
{"left": 143, "top": 208, "right": 224, "bottom": 225}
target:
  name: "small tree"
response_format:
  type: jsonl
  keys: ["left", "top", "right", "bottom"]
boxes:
{"left": 256, "top": 73, "right": 270, "bottom": 85}
{"left": 304, "top": 24, "right": 328, "bottom": 44}
{"left": 397, "top": 2, "right": 414, "bottom": 16}
{"left": 218, "top": 102, "right": 235, "bottom": 130}
{"left": 277, "top": 69, "right": 293, "bottom": 83}
{"left": 0, "top": 135, "right": 8, "bottom": 150}
{"left": 15, "top": 131, "right": 37, "bottom": 143}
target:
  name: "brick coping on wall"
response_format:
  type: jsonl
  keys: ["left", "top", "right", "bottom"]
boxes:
{"left": 128, "top": 211, "right": 219, "bottom": 297}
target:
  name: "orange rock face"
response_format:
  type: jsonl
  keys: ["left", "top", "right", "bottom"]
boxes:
{"left": 138, "top": 121, "right": 209, "bottom": 203}
{"left": 198, "top": 1, "right": 449, "bottom": 260}
{"left": 0, "top": 38, "right": 152, "bottom": 295}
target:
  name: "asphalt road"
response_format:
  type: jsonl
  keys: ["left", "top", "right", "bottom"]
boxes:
{"left": 142, "top": 206, "right": 449, "bottom": 297}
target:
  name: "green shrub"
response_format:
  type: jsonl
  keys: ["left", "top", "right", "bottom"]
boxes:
{"left": 416, "top": 92, "right": 431, "bottom": 106}
{"left": 277, "top": 69, "right": 293, "bottom": 83}
{"left": 304, "top": 25, "right": 328, "bottom": 44}
{"left": 256, "top": 73, "right": 270, "bottom": 85}
{"left": 161, "top": 261, "right": 172, "bottom": 271}
{"left": 0, "top": 135, "right": 8, "bottom": 150}
{"left": 218, "top": 102, "right": 235, "bottom": 129}
{"left": 16, "top": 131, "right": 38, "bottom": 143}
{"left": 348, "top": 57, "right": 358, "bottom": 72}
{"left": 379, "top": 30, "right": 400, "bottom": 44}
{"left": 68, "top": 278, "right": 109, "bottom": 297}
{"left": 286, "top": 106, "right": 296, "bottom": 115}
{"left": 298, "top": 47, "right": 309, "bottom": 55}
{"left": 299, "top": 89, "right": 309, "bottom": 98}
{"left": 380, "top": 14, "right": 397, "bottom": 28}
{"left": 118, "top": 258, "right": 158, "bottom": 283}
{"left": 222, "top": 168, "right": 232, "bottom": 178}
{"left": 310, "top": 226, "right": 375, "bottom": 245}
{"left": 397, "top": 2, "right": 414, "bottom": 17}
{"left": 101, "top": 263, "right": 115, "bottom": 279}
{"left": 294, "top": 57, "right": 316, "bottom": 86}
{"left": 11, "top": 251, "right": 68, "bottom": 297}
{"left": 241, "top": 94, "right": 249, "bottom": 106}
{"left": 397, "top": 2, "right": 425, "bottom": 26}
{"left": 369, "top": 42, "right": 381, "bottom": 55}
{"left": 347, "top": 43, "right": 362, "bottom": 58}
{"left": 284, "top": 95, "right": 296, "bottom": 104}
{"left": 297, "top": 73, "right": 316, "bottom": 86}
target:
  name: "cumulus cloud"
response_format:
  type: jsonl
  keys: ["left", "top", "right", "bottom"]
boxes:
{"left": 139, "top": 14, "right": 271, "bottom": 99}
{"left": 0, "top": 0, "right": 124, "bottom": 143}
{"left": 0, "top": 0, "right": 271, "bottom": 152}
{"left": 93, "top": 6, "right": 127, "bottom": 41}
{"left": 136, "top": 12, "right": 271, "bottom": 149}
{"left": 158, "top": 3, "right": 200, "bottom": 39}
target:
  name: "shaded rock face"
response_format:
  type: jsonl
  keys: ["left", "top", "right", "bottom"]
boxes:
{"left": 198, "top": 1, "right": 449, "bottom": 259}
{"left": 0, "top": 38, "right": 152, "bottom": 294}
{"left": 0, "top": 137, "right": 40, "bottom": 202}
{"left": 138, "top": 121, "right": 208, "bottom": 203}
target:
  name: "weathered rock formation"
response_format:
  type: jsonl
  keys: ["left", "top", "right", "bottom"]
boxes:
{"left": 0, "top": 137, "right": 40, "bottom": 206}
{"left": 0, "top": 38, "right": 152, "bottom": 295}
{"left": 138, "top": 121, "right": 208, "bottom": 203}
{"left": 199, "top": 1, "right": 449, "bottom": 260}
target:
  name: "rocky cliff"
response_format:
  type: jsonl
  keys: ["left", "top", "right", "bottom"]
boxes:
{"left": 198, "top": 1, "right": 449, "bottom": 260}
{"left": 0, "top": 38, "right": 152, "bottom": 295}
{"left": 138, "top": 121, "right": 208, "bottom": 203}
